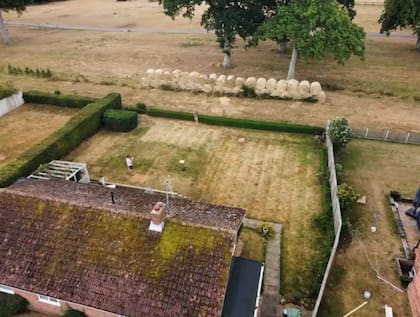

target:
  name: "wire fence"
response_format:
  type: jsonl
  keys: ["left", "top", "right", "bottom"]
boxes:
{"left": 352, "top": 128, "right": 420, "bottom": 145}
{"left": 312, "top": 123, "right": 342, "bottom": 317}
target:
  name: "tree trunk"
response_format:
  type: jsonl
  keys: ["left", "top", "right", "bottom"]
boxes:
{"left": 416, "top": 33, "right": 420, "bottom": 52}
{"left": 222, "top": 36, "right": 232, "bottom": 68}
{"left": 287, "top": 46, "right": 298, "bottom": 80}
{"left": 0, "top": 10, "right": 10, "bottom": 45}
{"left": 277, "top": 39, "right": 288, "bottom": 53}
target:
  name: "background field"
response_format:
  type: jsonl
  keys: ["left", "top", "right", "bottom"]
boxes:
{"left": 0, "top": 104, "right": 76, "bottom": 167}
{"left": 66, "top": 116, "right": 324, "bottom": 298}
{"left": 0, "top": 2, "right": 419, "bottom": 133}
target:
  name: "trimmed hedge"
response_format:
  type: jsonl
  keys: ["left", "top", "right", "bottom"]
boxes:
{"left": 24, "top": 90, "right": 97, "bottom": 108}
{"left": 0, "top": 293, "right": 28, "bottom": 317}
{"left": 0, "top": 87, "right": 17, "bottom": 100}
{"left": 147, "top": 107, "right": 324, "bottom": 135}
{"left": 103, "top": 109, "right": 138, "bottom": 132}
{"left": 0, "top": 93, "right": 122, "bottom": 187}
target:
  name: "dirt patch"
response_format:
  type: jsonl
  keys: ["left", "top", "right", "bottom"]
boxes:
{"left": 0, "top": 104, "right": 76, "bottom": 167}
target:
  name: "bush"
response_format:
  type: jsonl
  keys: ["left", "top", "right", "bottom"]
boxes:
{"left": 0, "top": 293, "right": 29, "bottom": 317}
{"left": 328, "top": 117, "right": 352, "bottom": 149}
{"left": 24, "top": 90, "right": 97, "bottom": 108}
{"left": 147, "top": 107, "right": 324, "bottom": 135}
{"left": 0, "top": 87, "right": 17, "bottom": 100}
{"left": 135, "top": 102, "right": 148, "bottom": 114}
{"left": 103, "top": 109, "right": 138, "bottom": 132}
{"left": 62, "top": 309, "right": 87, "bottom": 317}
{"left": 241, "top": 84, "right": 257, "bottom": 98}
{"left": 258, "top": 223, "right": 275, "bottom": 239}
{"left": 0, "top": 93, "right": 122, "bottom": 187}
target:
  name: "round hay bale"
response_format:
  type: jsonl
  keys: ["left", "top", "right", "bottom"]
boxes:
{"left": 226, "top": 75, "right": 236, "bottom": 88}
{"left": 235, "top": 77, "right": 245, "bottom": 88}
{"left": 266, "top": 78, "right": 277, "bottom": 95}
{"left": 310, "top": 81, "right": 322, "bottom": 95}
{"left": 202, "top": 84, "right": 213, "bottom": 94}
{"left": 315, "top": 91, "right": 327, "bottom": 103}
{"left": 216, "top": 74, "right": 226, "bottom": 87}
{"left": 286, "top": 79, "right": 300, "bottom": 99}
{"left": 255, "top": 77, "right": 267, "bottom": 95}
{"left": 146, "top": 68, "right": 155, "bottom": 79}
{"left": 298, "top": 80, "right": 311, "bottom": 98}
{"left": 245, "top": 77, "right": 257, "bottom": 88}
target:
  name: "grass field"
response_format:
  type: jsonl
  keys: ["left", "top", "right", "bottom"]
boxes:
{"left": 319, "top": 139, "right": 420, "bottom": 317}
{"left": 0, "top": 104, "right": 76, "bottom": 167}
{"left": 0, "top": 2, "right": 420, "bottom": 133}
{"left": 66, "top": 116, "right": 325, "bottom": 299}
{"left": 238, "top": 228, "right": 267, "bottom": 263}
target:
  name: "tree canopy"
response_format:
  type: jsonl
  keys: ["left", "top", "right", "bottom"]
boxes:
{"left": 258, "top": 0, "right": 365, "bottom": 79}
{"left": 379, "top": 0, "right": 420, "bottom": 51}
{"left": 160, "top": 0, "right": 274, "bottom": 67}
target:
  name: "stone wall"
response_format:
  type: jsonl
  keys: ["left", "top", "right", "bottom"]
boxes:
{"left": 141, "top": 69, "right": 326, "bottom": 103}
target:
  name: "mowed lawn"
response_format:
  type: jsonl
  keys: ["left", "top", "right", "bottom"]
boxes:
{"left": 319, "top": 140, "right": 420, "bottom": 317}
{"left": 66, "top": 116, "right": 325, "bottom": 297}
{"left": 0, "top": 104, "right": 76, "bottom": 167}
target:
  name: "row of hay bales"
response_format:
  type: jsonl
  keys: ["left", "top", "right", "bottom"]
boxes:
{"left": 141, "top": 69, "right": 326, "bottom": 102}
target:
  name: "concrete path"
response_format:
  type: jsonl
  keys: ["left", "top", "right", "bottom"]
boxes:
{"left": 243, "top": 218, "right": 283, "bottom": 317}
{"left": 5, "top": 21, "right": 417, "bottom": 39}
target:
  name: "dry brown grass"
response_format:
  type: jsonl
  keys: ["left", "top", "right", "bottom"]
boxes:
{"left": 0, "top": 104, "right": 76, "bottom": 167}
{"left": 319, "top": 139, "right": 420, "bottom": 317}
{"left": 0, "top": 1, "right": 419, "bottom": 134}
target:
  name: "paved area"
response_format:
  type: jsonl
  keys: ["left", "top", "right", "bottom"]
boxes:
{"left": 243, "top": 218, "right": 282, "bottom": 317}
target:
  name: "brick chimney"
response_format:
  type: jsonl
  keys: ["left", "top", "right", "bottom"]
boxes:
{"left": 148, "top": 202, "right": 165, "bottom": 232}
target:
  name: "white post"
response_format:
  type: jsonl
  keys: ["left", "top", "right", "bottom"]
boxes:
{"left": 0, "top": 10, "right": 10, "bottom": 45}
{"left": 384, "top": 130, "right": 389, "bottom": 141}
{"left": 405, "top": 133, "right": 410, "bottom": 144}
{"left": 364, "top": 128, "right": 369, "bottom": 138}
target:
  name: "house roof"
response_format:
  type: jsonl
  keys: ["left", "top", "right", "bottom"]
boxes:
{"left": 8, "top": 179, "right": 245, "bottom": 233}
{"left": 0, "top": 179, "right": 246, "bottom": 317}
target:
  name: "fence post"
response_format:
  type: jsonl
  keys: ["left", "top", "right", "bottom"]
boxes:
{"left": 405, "top": 133, "right": 410, "bottom": 144}
{"left": 364, "top": 128, "right": 369, "bottom": 138}
{"left": 384, "top": 130, "right": 389, "bottom": 141}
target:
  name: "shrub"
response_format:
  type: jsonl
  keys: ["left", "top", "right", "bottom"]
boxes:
{"left": 147, "top": 107, "right": 324, "bottom": 135}
{"left": 337, "top": 183, "right": 357, "bottom": 212}
{"left": 24, "top": 90, "right": 97, "bottom": 108}
{"left": 0, "top": 87, "right": 17, "bottom": 100}
{"left": 328, "top": 117, "right": 352, "bottom": 149}
{"left": 135, "top": 102, "right": 148, "bottom": 114}
{"left": 258, "top": 223, "right": 275, "bottom": 239}
{"left": 241, "top": 84, "right": 257, "bottom": 98}
{"left": 62, "top": 309, "right": 87, "bottom": 317}
{"left": 0, "top": 93, "right": 121, "bottom": 187}
{"left": 103, "top": 109, "right": 138, "bottom": 132}
{"left": 0, "top": 293, "right": 29, "bottom": 317}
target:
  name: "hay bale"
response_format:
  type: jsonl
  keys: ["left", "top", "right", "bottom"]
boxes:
{"left": 298, "top": 80, "right": 311, "bottom": 98}
{"left": 226, "top": 75, "right": 236, "bottom": 89}
{"left": 286, "top": 79, "right": 300, "bottom": 99}
{"left": 209, "top": 73, "right": 218, "bottom": 85}
{"left": 315, "top": 91, "right": 326, "bottom": 103}
{"left": 310, "top": 81, "right": 322, "bottom": 95}
{"left": 202, "top": 84, "right": 213, "bottom": 93}
{"left": 266, "top": 78, "right": 277, "bottom": 96}
{"left": 255, "top": 77, "right": 267, "bottom": 95}
{"left": 235, "top": 77, "right": 245, "bottom": 88}
{"left": 245, "top": 77, "right": 257, "bottom": 89}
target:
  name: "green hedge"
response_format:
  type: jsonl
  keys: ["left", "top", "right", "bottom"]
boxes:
{"left": 0, "top": 293, "right": 28, "bottom": 317}
{"left": 147, "top": 107, "right": 324, "bottom": 135}
{"left": 62, "top": 309, "right": 87, "bottom": 317}
{"left": 103, "top": 109, "right": 138, "bottom": 132}
{"left": 0, "top": 93, "right": 121, "bottom": 188}
{"left": 23, "top": 90, "right": 97, "bottom": 108}
{"left": 0, "top": 87, "right": 17, "bottom": 100}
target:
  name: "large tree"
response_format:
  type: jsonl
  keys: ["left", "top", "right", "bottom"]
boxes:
{"left": 258, "top": 0, "right": 365, "bottom": 79}
{"left": 160, "top": 0, "right": 274, "bottom": 68}
{"left": 379, "top": 0, "right": 420, "bottom": 52}
{"left": 0, "top": 0, "right": 29, "bottom": 45}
